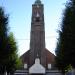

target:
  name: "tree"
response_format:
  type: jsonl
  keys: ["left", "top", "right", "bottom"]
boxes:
{"left": 0, "top": 7, "right": 9, "bottom": 74}
{"left": 7, "top": 32, "right": 21, "bottom": 74}
{"left": 0, "top": 7, "right": 21, "bottom": 74}
{"left": 55, "top": 0, "right": 75, "bottom": 73}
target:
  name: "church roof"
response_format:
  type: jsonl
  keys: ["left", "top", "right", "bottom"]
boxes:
{"left": 20, "top": 50, "right": 30, "bottom": 64}
{"left": 20, "top": 49, "right": 55, "bottom": 68}
{"left": 46, "top": 49, "right": 55, "bottom": 64}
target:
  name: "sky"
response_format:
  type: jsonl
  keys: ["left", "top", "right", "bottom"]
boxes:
{"left": 0, "top": 0, "right": 67, "bottom": 56}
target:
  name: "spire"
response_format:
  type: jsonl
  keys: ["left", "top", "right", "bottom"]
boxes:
{"left": 35, "top": 0, "right": 41, "bottom": 4}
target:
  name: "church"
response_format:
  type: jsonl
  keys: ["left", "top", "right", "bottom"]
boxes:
{"left": 14, "top": 0, "right": 61, "bottom": 75}
{"left": 20, "top": 0, "right": 55, "bottom": 69}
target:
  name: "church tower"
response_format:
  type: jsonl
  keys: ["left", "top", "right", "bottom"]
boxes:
{"left": 20, "top": 0, "right": 55, "bottom": 70}
{"left": 30, "top": 0, "right": 46, "bottom": 67}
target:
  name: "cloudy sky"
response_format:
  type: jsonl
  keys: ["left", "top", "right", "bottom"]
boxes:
{"left": 0, "top": 0, "right": 67, "bottom": 55}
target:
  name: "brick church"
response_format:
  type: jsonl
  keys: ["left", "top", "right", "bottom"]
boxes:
{"left": 21, "top": 0, "right": 55, "bottom": 69}
{"left": 15, "top": 0, "right": 56, "bottom": 75}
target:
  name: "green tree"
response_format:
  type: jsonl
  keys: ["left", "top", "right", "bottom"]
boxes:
{"left": 7, "top": 32, "right": 21, "bottom": 74}
{"left": 0, "top": 7, "right": 21, "bottom": 74}
{"left": 0, "top": 7, "right": 9, "bottom": 74}
{"left": 55, "top": 0, "right": 75, "bottom": 73}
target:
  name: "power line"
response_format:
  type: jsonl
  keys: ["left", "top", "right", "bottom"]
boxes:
{"left": 16, "top": 36, "right": 58, "bottom": 40}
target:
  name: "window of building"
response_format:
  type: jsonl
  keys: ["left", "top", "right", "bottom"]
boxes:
{"left": 24, "top": 64, "right": 28, "bottom": 69}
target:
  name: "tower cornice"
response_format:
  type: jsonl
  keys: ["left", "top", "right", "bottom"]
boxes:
{"left": 35, "top": 0, "right": 42, "bottom": 4}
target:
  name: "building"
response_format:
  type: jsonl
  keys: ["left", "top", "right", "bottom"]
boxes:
{"left": 14, "top": 0, "right": 61, "bottom": 75}
{"left": 21, "top": 0, "right": 55, "bottom": 69}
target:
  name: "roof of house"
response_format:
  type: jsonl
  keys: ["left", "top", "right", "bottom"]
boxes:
{"left": 20, "top": 49, "right": 55, "bottom": 66}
